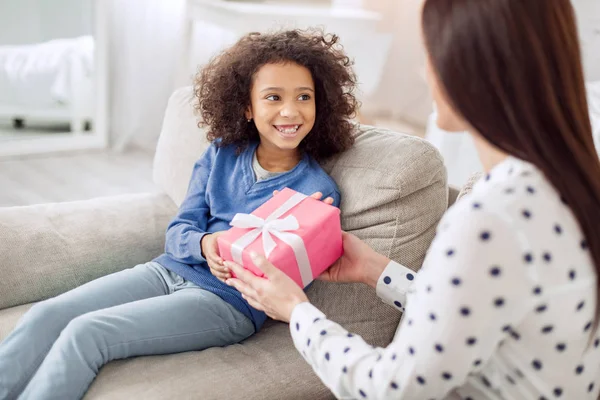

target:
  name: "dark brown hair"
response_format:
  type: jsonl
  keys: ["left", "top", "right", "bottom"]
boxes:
{"left": 194, "top": 29, "right": 357, "bottom": 162}
{"left": 422, "top": 0, "right": 600, "bottom": 325}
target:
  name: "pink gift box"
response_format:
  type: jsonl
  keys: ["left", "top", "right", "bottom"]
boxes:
{"left": 217, "top": 188, "right": 343, "bottom": 288}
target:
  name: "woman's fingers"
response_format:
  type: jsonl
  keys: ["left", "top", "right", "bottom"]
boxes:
{"left": 225, "top": 260, "right": 260, "bottom": 283}
{"left": 226, "top": 277, "right": 260, "bottom": 302}
{"left": 316, "top": 269, "right": 333, "bottom": 281}
{"left": 248, "top": 253, "right": 279, "bottom": 277}
{"left": 243, "top": 294, "right": 266, "bottom": 313}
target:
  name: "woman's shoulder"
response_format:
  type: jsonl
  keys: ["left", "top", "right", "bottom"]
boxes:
{"left": 453, "top": 158, "right": 558, "bottom": 214}
{"left": 443, "top": 157, "right": 580, "bottom": 251}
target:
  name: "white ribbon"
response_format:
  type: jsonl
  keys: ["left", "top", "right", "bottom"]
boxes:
{"left": 229, "top": 192, "right": 313, "bottom": 287}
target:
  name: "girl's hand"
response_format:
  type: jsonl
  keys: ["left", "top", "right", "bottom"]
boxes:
{"left": 319, "top": 231, "right": 391, "bottom": 288}
{"left": 200, "top": 231, "right": 229, "bottom": 282}
{"left": 273, "top": 190, "right": 334, "bottom": 205}
{"left": 224, "top": 253, "right": 308, "bottom": 323}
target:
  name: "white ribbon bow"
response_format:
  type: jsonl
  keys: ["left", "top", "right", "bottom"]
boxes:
{"left": 229, "top": 192, "right": 313, "bottom": 287}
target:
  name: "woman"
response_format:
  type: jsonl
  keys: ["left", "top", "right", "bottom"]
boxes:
{"left": 225, "top": 0, "right": 600, "bottom": 398}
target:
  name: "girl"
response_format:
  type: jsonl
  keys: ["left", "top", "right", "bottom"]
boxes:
{"left": 228, "top": 1, "right": 600, "bottom": 399}
{"left": 0, "top": 29, "right": 357, "bottom": 400}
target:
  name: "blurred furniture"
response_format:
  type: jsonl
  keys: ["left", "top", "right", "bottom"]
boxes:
{"left": 0, "top": 86, "right": 448, "bottom": 399}
{"left": 0, "top": 36, "right": 94, "bottom": 134}
{"left": 0, "top": 0, "right": 108, "bottom": 158}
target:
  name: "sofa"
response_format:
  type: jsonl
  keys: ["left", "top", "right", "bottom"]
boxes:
{"left": 0, "top": 87, "right": 449, "bottom": 399}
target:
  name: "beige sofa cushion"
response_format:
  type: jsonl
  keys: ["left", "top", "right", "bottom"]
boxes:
{"left": 0, "top": 193, "right": 176, "bottom": 310}
{"left": 88, "top": 320, "right": 334, "bottom": 400}
{"left": 153, "top": 87, "right": 210, "bottom": 207}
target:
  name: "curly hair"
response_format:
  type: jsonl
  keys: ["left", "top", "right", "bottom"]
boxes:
{"left": 194, "top": 29, "right": 358, "bottom": 162}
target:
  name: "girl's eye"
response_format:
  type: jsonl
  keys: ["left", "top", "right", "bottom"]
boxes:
{"left": 298, "top": 94, "right": 311, "bottom": 101}
{"left": 266, "top": 95, "right": 280, "bottom": 101}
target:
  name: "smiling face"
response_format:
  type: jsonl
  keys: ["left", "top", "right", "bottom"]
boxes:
{"left": 245, "top": 62, "right": 316, "bottom": 155}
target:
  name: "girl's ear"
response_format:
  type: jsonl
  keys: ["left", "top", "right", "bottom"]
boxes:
{"left": 245, "top": 107, "right": 252, "bottom": 121}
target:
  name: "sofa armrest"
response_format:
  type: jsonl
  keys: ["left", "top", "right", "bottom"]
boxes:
{"left": 0, "top": 192, "right": 177, "bottom": 310}
{"left": 448, "top": 186, "right": 459, "bottom": 207}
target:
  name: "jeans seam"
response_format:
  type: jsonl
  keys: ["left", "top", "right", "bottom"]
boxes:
{"left": 101, "top": 320, "right": 252, "bottom": 353}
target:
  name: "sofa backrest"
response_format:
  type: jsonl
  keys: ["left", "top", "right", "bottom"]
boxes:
{"left": 153, "top": 87, "right": 447, "bottom": 346}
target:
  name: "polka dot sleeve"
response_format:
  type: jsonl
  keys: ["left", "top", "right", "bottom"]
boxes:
{"left": 375, "top": 261, "right": 417, "bottom": 313}
{"left": 289, "top": 208, "right": 534, "bottom": 399}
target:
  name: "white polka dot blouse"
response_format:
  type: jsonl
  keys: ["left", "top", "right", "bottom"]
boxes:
{"left": 290, "top": 156, "right": 599, "bottom": 399}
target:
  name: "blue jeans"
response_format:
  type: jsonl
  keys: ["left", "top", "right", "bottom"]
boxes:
{"left": 0, "top": 262, "right": 255, "bottom": 400}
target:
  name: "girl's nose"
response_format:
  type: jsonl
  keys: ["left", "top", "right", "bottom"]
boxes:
{"left": 280, "top": 103, "right": 299, "bottom": 118}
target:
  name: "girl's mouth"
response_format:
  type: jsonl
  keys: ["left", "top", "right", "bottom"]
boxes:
{"left": 274, "top": 124, "right": 301, "bottom": 137}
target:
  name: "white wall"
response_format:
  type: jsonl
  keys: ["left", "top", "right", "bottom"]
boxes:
{"left": 0, "top": 0, "right": 92, "bottom": 45}
{"left": 105, "top": 0, "right": 186, "bottom": 152}
{"left": 574, "top": 0, "right": 600, "bottom": 80}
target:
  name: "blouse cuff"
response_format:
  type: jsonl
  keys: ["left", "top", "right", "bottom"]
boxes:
{"left": 290, "top": 302, "right": 327, "bottom": 358}
{"left": 375, "top": 260, "right": 416, "bottom": 312}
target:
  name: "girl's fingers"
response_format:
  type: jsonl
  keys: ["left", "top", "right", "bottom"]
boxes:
{"left": 209, "top": 261, "right": 230, "bottom": 277}
{"left": 211, "top": 268, "right": 230, "bottom": 280}
{"left": 210, "top": 257, "right": 225, "bottom": 268}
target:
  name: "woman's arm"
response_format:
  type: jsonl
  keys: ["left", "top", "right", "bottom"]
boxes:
{"left": 289, "top": 209, "right": 532, "bottom": 399}
{"left": 320, "top": 231, "right": 419, "bottom": 313}
{"left": 375, "top": 261, "right": 418, "bottom": 312}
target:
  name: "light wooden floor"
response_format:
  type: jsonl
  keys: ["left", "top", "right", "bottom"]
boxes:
{"left": 0, "top": 149, "right": 157, "bottom": 207}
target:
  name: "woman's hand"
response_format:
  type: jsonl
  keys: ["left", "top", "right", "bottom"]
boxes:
{"left": 224, "top": 253, "right": 308, "bottom": 323}
{"left": 320, "top": 232, "right": 391, "bottom": 288}
{"left": 200, "top": 231, "right": 229, "bottom": 282}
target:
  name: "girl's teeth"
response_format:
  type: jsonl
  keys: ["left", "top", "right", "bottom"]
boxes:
{"left": 276, "top": 125, "right": 299, "bottom": 134}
